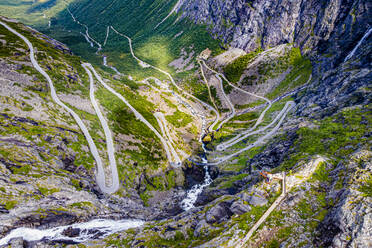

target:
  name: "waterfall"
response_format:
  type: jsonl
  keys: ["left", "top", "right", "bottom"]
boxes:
{"left": 181, "top": 144, "right": 213, "bottom": 211}
{"left": 344, "top": 27, "right": 372, "bottom": 62}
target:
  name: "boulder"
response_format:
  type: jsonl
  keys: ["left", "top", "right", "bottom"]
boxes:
{"left": 9, "top": 237, "right": 24, "bottom": 248}
{"left": 205, "top": 202, "right": 233, "bottom": 224}
{"left": 230, "top": 200, "right": 252, "bottom": 215}
{"left": 195, "top": 188, "right": 231, "bottom": 206}
{"left": 61, "top": 227, "right": 80, "bottom": 238}
{"left": 242, "top": 193, "right": 268, "bottom": 206}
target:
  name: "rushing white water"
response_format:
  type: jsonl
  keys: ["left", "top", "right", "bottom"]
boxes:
{"left": 181, "top": 144, "right": 212, "bottom": 211}
{"left": 0, "top": 219, "right": 144, "bottom": 246}
{"left": 103, "top": 56, "right": 107, "bottom": 66}
{"left": 344, "top": 27, "right": 372, "bottom": 62}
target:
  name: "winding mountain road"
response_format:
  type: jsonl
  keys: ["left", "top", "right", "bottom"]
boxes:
{"left": 0, "top": 21, "right": 119, "bottom": 193}
{"left": 217, "top": 100, "right": 294, "bottom": 150}
{"left": 193, "top": 60, "right": 298, "bottom": 165}
{"left": 103, "top": 26, "right": 110, "bottom": 47}
{"left": 82, "top": 64, "right": 119, "bottom": 193}
{"left": 198, "top": 60, "right": 221, "bottom": 131}
{"left": 60, "top": 9, "right": 300, "bottom": 189}
{"left": 63, "top": 14, "right": 189, "bottom": 166}
{"left": 154, "top": 112, "right": 182, "bottom": 165}
{"left": 200, "top": 60, "right": 275, "bottom": 150}
{"left": 110, "top": 26, "right": 219, "bottom": 133}
{"left": 154, "top": 0, "right": 184, "bottom": 29}
{"left": 84, "top": 63, "right": 182, "bottom": 167}
{"left": 207, "top": 101, "right": 295, "bottom": 166}
{"left": 214, "top": 74, "right": 236, "bottom": 130}
{"left": 66, "top": 7, "right": 102, "bottom": 53}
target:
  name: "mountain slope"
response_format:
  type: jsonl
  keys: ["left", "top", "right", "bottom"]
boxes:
{"left": 0, "top": 16, "right": 203, "bottom": 236}
{"left": 0, "top": 0, "right": 223, "bottom": 79}
{"left": 0, "top": 0, "right": 370, "bottom": 247}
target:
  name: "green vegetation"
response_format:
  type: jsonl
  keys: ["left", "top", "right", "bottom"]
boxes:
{"left": 235, "top": 100, "right": 266, "bottom": 110}
{"left": 140, "top": 191, "right": 150, "bottom": 207}
{"left": 230, "top": 111, "right": 259, "bottom": 122}
{"left": 182, "top": 75, "right": 214, "bottom": 106}
{"left": 0, "top": 0, "right": 73, "bottom": 27}
{"left": 1, "top": 0, "right": 224, "bottom": 81}
{"left": 311, "top": 162, "right": 331, "bottom": 183}
{"left": 218, "top": 173, "right": 249, "bottom": 189}
{"left": 165, "top": 170, "right": 176, "bottom": 190}
{"left": 0, "top": 112, "right": 95, "bottom": 174}
{"left": 38, "top": 185, "right": 60, "bottom": 196}
{"left": 4, "top": 200, "right": 18, "bottom": 210}
{"left": 165, "top": 110, "right": 193, "bottom": 128}
{"left": 222, "top": 78, "right": 233, "bottom": 94}
{"left": 12, "top": 164, "right": 32, "bottom": 175}
{"left": 359, "top": 174, "right": 372, "bottom": 197}
{"left": 71, "top": 178, "right": 82, "bottom": 191}
{"left": 0, "top": 17, "right": 187, "bottom": 214}
{"left": 276, "top": 107, "right": 370, "bottom": 172}
{"left": 224, "top": 48, "right": 263, "bottom": 83}
{"left": 69, "top": 201, "right": 94, "bottom": 209}
{"left": 222, "top": 46, "right": 312, "bottom": 101}
{"left": 266, "top": 50, "right": 312, "bottom": 99}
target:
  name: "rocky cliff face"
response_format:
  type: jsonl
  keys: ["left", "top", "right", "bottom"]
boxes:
{"left": 178, "top": 0, "right": 371, "bottom": 113}
{"left": 178, "top": 0, "right": 370, "bottom": 60}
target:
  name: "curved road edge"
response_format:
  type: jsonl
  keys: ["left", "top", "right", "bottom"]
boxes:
{"left": 82, "top": 64, "right": 120, "bottom": 193}
{"left": 83, "top": 63, "right": 182, "bottom": 167}
{"left": 0, "top": 21, "right": 119, "bottom": 194}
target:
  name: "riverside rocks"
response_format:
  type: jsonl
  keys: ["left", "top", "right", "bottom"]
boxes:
{"left": 205, "top": 202, "right": 233, "bottom": 224}
{"left": 9, "top": 237, "right": 24, "bottom": 248}
{"left": 61, "top": 227, "right": 80, "bottom": 238}
{"left": 194, "top": 219, "right": 209, "bottom": 237}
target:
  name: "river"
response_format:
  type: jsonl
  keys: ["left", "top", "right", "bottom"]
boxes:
{"left": 0, "top": 219, "right": 144, "bottom": 246}
{"left": 180, "top": 143, "right": 213, "bottom": 211}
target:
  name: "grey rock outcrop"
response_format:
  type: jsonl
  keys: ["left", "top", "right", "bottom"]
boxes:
{"left": 178, "top": 0, "right": 371, "bottom": 115}
{"left": 178, "top": 0, "right": 371, "bottom": 59}
{"left": 9, "top": 237, "right": 25, "bottom": 248}
{"left": 205, "top": 202, "right": 233, "bottom": 223}
{"left": 314, "top": 151, "right": 372, "bottom": 248}
{"left": 230, "top": 200, "right": 251, "bottom": 215}
{"left": 242, "top": 193, "right": 268, "bottom": 206}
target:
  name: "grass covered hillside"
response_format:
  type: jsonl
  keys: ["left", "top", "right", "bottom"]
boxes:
{"left": 0, "top": 0, "right": 74, "bottom": 27}
{"left": 0, "top": 17, "right": 204, "bottom": 228}
{"left": 0, "top": 0, "right": 223, "bottom": 79}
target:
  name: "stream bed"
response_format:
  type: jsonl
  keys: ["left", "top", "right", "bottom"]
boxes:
{"left": 0, "top": 219, "right": 144, "bottom": 246}
{"left": 181, "top": 144, "right": 213, "bottom": 211}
